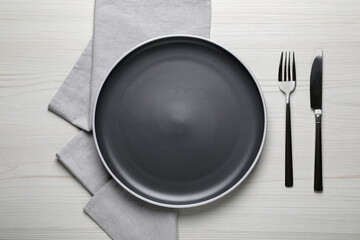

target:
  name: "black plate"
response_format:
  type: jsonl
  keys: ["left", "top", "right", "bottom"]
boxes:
{"left": 94, "top": 36, "right": 266, "bottom": 208}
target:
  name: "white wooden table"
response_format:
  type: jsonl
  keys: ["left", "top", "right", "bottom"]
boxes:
{"left": 1, "top": 0, "right": 360, "bottom": 239}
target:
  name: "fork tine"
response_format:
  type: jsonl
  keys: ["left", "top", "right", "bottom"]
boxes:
{"left": 292, "top": 52, "right": 296, "bottom": 81}
{"left": 284, "top": 51, "right": 288, "bottom": 81}
{"left": 278, "top": 52, "right": 283, "bottom": 81}
{"left": 287, "top": 52, "right": 291, "bottom": 81}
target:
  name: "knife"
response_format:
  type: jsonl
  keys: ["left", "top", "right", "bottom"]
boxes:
{"left": 310, "top": 49, "right": 323, "bottom": 192}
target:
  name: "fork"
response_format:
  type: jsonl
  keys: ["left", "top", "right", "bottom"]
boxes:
{"left": 278, "top": 51, "right": 296, "bottom": 187}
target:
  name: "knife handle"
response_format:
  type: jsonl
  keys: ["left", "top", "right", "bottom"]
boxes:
{"left": 314, "top": 112, "right": 323, "bottom": 192}
{"left": 285, "top": 102, "right": 293, "bottom": 187}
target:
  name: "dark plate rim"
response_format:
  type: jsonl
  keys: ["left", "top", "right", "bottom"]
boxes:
{"left": 93, "top": 34, "right": 267, "bottom": 208}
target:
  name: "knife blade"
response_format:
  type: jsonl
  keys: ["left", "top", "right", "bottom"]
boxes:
{"left": 310, "top": 49, "right": 323, "bottom": 110}
{"left": 310, "top": 49, "right": 323, "bottom": 192}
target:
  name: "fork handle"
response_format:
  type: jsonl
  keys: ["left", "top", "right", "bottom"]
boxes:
{"left": 314, "top": 112, "right": 323, "bottom": 192}
{"left": 285, "top": 102, "right": 293, "bottom": 187}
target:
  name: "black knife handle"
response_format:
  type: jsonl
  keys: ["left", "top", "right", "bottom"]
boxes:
{"left": 285, "top": 102, "right": 293, "bottom": 187}
{"left": 314, "top": 113, "right": 323, "bottom": 191}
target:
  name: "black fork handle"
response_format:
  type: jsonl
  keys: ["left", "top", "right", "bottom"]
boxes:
{"left": 285, "top": 102, "right": 293, "bottom": 187}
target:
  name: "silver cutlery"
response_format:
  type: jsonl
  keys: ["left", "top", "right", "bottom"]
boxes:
{"left": 278, "top": 51, "right": 296, "bottom": 187}
{"left": 310, "top": 49, "right": 323, "bottom": 192}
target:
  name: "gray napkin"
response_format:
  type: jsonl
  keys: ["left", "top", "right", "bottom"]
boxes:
{"left": 50, "top": 0, "right": 211, "bottom": 239}
{"left": 84, "top": 180, "right": 177, "bottom": 240}
{"left": 49, "top": 39, "right": 93, "bottom": 130}
{"left": 49, "top": 0, "right": 212, "bottom": 131}
{"left": 57, "top": 131, "right": 110, "bottom": 194}
{"left": 57, "top": 131, "right": 177, "bottom": 239}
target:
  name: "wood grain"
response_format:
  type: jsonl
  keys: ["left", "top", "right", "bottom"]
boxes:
{"left": 1, "top": 0, "right": 360, "bottom": 239}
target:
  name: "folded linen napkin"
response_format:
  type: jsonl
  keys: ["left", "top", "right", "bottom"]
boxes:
{"left": 49, "top": 0, "right": 211, "bottom": 239}
{"left": 57, "top": 131, "right": 177, "bottom": 239}
{"left": 84, "top": 179, "right": 177, "bottom": 240}
{"left": 50, "top": 0, "right": 212, "bottom": 131}
{"left": 48, "top": 39, "right": 93, "bottom": 130}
